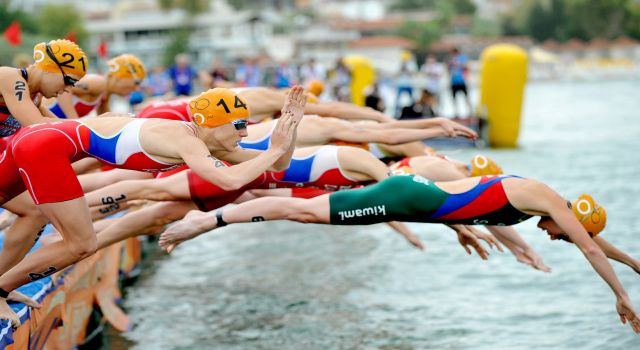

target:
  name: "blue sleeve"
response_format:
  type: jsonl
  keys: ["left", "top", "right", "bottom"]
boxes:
{"left": 167, "top": 66, "right": 176, "bottom": 80}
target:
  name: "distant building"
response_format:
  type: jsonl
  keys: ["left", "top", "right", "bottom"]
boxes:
{"left": 347, "top": 36, "right": 415, "bottom": 73}
{"left": 293, "top": 23, "right": 360, "bottom": 63}
{"left": 472, "top": 0, "right": 524, "bottom": 19}
{"left": 85, "top": 0, "right": 274, "bottom": 68}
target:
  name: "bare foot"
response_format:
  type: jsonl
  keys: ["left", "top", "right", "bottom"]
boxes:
{"left": 0, "top": 298, "right": 20, "bottom": 328}
{"left": 0, "top": 211, "right": 16, "bottom": 231}
{"left": 158, "top": 210, "right": 215, "bottom": 253}
{"left": 8, "top": 291, "right": 41, "bottom": 309}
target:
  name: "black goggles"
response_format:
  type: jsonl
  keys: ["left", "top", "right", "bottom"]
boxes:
{"left": 45, "top": 43, "right": 78, "bottom": 87}
{"left": 232, "top": 119, "right": 248, "bottom": 130}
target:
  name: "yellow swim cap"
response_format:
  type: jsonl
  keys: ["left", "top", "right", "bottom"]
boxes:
{"left": 189, "top": 88, "right": 250, "bottom": 128}
{"left": 388, "top": 158, "right": 415, "bottom": 175}
{"left": 307, "top": 79, "right": 324, "bottom": 97}
{"left": 306, "top": 92, "right": 318, "bottom": 104}
{"left": 33, "top": 39, "right": 88, "bottom": 77}
{"left": 469, "top": 155, "right": 503, "bottom": 176}
{"left": 572, "top": 194, "right": 606, "bottom": 236}
{"left": 107, "top": 54, "right": 146, "bottom": 82}
{"left": 423, "top": 146, "right": 437, "bottom": 156}
{"left": 389, "top": 165, "right": 415, "bottom": 175}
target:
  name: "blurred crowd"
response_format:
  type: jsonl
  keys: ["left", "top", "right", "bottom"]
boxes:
{"left": 141, "top": 47, "right": 473, "bottom": 119}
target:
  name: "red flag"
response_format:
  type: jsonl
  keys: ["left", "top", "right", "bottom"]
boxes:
{"left": 3, "top": 21, "right": 21, "bottom": 47}
{"left": 97, "top": 40, "right": 108, "bottom": 58}
{"left": 65, "top": 31, "right": 77, "bottom": 43}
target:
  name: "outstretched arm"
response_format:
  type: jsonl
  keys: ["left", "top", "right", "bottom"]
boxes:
{"left": 547, "top": 196, "right": 640, "bottom": 332}
{"left": 305, "top": 101, "right": 395, "bottom": 122}
{"left": 593, "top": 236, "right": 640, "bottom": 274}
{"left": 181, "top": 89, "right": 305, "bottom": 190}
{"left": 487, "top": 226, "right": 551, "bottom": 272}
{"left": 446, "top": 224, "right": 493, "bottom": 260}
{"left": 366, "top": 117, "right": 478, "bottom": 139}
{"left": 386, "top": 221, "right": 424, "bottom": 250}
{"left": 331, "top": 125, "right": 462, "bottom": 145}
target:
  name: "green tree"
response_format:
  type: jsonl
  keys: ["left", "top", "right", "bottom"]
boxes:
{"left": 389, "top": 0, "right": 437, "bottom": 11}
{"left": 501, "top": 16, "right": 523, "bottom": 36}
{"left": 451, "top": 0, "right": 476, "bottom": 15}
{"left": 0, "top": 33, "right": 49, "bottom": 66}
{"left": 0, "top": 3, "right": 39, "bottom": 34}
{"left": 624, "top": 3, "right": 640, "bottom": 39}
{"left": 434, "top": 0, "right": 455, "bottom": 28}
{"left": 471, "top": 17, "right": 502, "bottom": 37}
{"left": 501, "top": 0, "right": 538, "bottom": 36}
{"left": 36, "top": 4, "right": 87, "bottom": 46}
{"left": 566, "top": 0, "right": 629, "bottom": 40}
{"left": 396, "top": 20, "right": 441, "bottom": 61}
{"left": 526, "top": 2, "right": 556, "bottom": 41}
{"left": 156, "top": 0, "right": 209, "bottom": 65}
{"left": 163, "top": 28, "right": 190, "bottom": 66}
{"left": 507, "top": 0, "right": 638, "bottom": 42}
{"left": 549, "top": 0, "right": 567, "bottom": 41}
{"left": 157, "top": 0, "right": 208, "bottom": 14}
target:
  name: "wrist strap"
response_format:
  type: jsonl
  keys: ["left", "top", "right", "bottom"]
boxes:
{"left": 0, "top": 288, "right": 9, "bottom": 299}
{"left": 216, "top": 210, "right": 228, "bottom": 227}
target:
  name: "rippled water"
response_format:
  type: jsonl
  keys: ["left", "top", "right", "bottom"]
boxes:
{"left": 111, "top": 80, "right": 640, "bottom": 349}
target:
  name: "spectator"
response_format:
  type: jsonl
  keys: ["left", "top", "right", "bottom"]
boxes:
{"left": 399, "top": 89, "right": 437, "bottom": 120}
{"left": 210, "top": 59, "right": 227, "bottom": 81}
{"left": 328, "top": 57, "right": 352, "bottom": 102}
{"left": 395, "top": 62, "right": 414, "bottom": 116}
{"left": 274, "top": 60, "right": 297, "bottom": 88}
{"left": 199, "top": 59, "right": 237, "bottom": 89}
{"left": 168, "top": 53, "right": 197, "bottom": 96}
{"left": 448, "top": 47, "right": 472, "bottom": 118}
{"left": 144, "top": 65, "right": 172, "bottom": 97}
{"left": 300, "top": 58, "right": 326, "bottom": 84}
{"left": 236, "top": 57, "right": 262, "bottom": 87}
{"left": 364, "top": 83, "right": 385, "bottom": 113}
{"left": 421, "top": 55, "right": 444, "bottom": 109}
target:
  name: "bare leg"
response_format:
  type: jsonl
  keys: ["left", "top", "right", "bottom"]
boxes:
{"left": 0, "top": 210, "right": 16, "bottom": 231}
{"left": 0, "top": 197, "right": 97, "bottom": 328}
{"left": 0, "top": 192, "right": 49, "bottom": 275}
{"left": 337, "top": 146, "right": 389, "bottom": 182}
{"left": 71, "top": 158, "right": 102, "bottom": 175}
{"left": 159, "top": 195, "right": 330, "bottom": 252}
{"left": 593, "top": 236, "right": 640, "bottom": 274}
{"left": 464, "top": 91, "right": 473, "bottom": 118}
{"left": 85, "top": 171, "right": 190, "bottom": 209}
{"left": 412, "top": 156, "right": 467, "bottom": 182}
{"left": 78, "top": 168, "right": 154, "bottom": 193}
{"left": 96, "top": 201, "right": 196, "bottom": 250}
{"left": 236, "top": 188, "right": 293, "bottom": 203}
{"left": 0, "top": 193, "right": 47, "bottom": 310}
{"left": 375, "top": 141, "right": 432, "bottom": 158}
{"left": 90, "top": 200, "right": 134, "bottom": 221}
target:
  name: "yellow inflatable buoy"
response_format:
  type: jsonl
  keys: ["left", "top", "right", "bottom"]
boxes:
{"left": 479, "top": 44, "right": 528, "bottom": 148}
{"left": 343, "top": 55, "right": 375, "bottom": 106}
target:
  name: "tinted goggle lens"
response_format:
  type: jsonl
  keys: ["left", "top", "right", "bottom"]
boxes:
{"left": 63, "top": 75, "right": 78, "bottom": 86}
{"left": 232, "top": 119, "right": 248, "bottom": 130}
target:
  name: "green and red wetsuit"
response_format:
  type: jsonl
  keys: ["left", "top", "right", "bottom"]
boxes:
{"left": 329, "top": 174, "right": 532, "bottom": 226}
